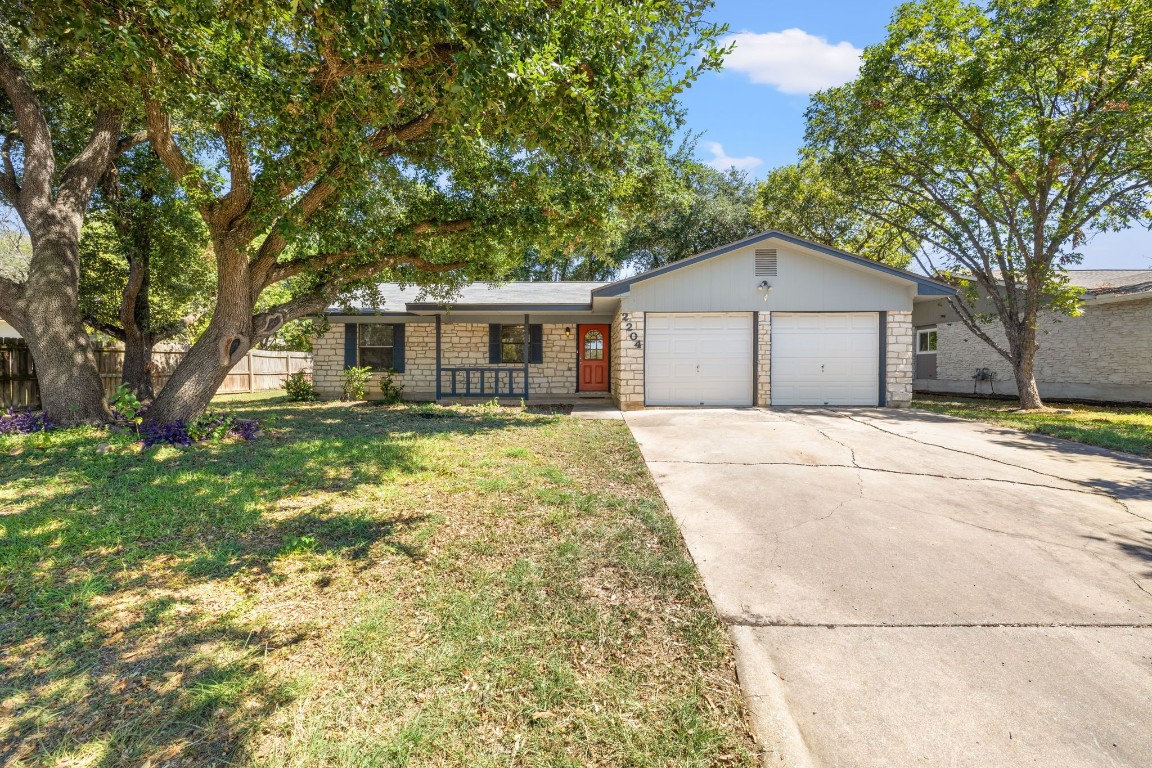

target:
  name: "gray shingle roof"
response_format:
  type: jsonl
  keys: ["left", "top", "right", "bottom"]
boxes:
{"left": 331, "top": 281, "right": 612, "bottom": 313}
{"left": 1066, "top": 269, "right": 1152, "bottom": 296}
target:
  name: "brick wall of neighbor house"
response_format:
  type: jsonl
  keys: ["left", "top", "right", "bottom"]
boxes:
{"left": 885, "top": 310, "right": 914, "bottom": 407}
{"left": 611, "top": 311, "right": 644, "bottom": 409}
{"left": 927, "top": 297, "right": 1152, "bottom": 401}
{"left": 756, "top": 312, "right": 771, "bottom": 407}
{"left": 312, "top": 321, "right": 580, "bottom": 400}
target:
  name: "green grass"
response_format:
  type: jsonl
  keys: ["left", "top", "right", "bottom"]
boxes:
{"left": 913, "top": 394, "right": 1152, "bottom": 456}
{"left": 0, "top": 392, "right": 755, "bottom": 767}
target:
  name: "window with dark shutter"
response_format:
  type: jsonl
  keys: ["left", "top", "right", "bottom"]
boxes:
{"left": 357, "top": 324, "right": 395, "bottom": 370}
{"left": 500, "top": 324, "right": 525, "bottom": 364}
{"left": 755, "top": 248, "right": 778, "bottom": 277}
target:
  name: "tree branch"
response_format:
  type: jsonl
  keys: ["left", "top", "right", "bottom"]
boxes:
{"left": 58, "top": 108, "right": 124, "bottom": 217}
{"left": 0, "top": 42, "right": 54, "bottom": 211}
{"left": 83, "top": 316, "right": 128, "bottom": 342}
{"left": 116, "top": 130, "right": 150, "bottom": 157}
{"left": 215, "top": 112, "right": 253, "bottom": 226}
{"left": 0, "top": 130, "right": 19, "bottom": 203}
{"left": 143, "top": 93, "right": 213, "bottom": 200}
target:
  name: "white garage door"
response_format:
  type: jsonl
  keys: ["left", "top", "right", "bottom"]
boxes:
{"left": 645, "top": 313, "right": 754, "bottom": 406}
{"left": 771, "top": 313, "right": 880, "bottom": 406}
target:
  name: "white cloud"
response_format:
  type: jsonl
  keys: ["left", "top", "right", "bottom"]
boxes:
{"left": 723, "top": 29, "right": 862, "bottom": 95}
{"left": 703, "top": 142, "right": 763, "bottom": 172}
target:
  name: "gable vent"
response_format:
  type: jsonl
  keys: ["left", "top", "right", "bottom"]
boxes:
{"left": 755, "top": 248, "right": 778, "bottom": 277}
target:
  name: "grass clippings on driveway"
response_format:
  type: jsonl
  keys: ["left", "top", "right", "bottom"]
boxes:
{"left": 0, "top": 393, "right": 756, "bottom": 767}
{"left": 913, "top": 394, "right": 1152, "bottom": 456}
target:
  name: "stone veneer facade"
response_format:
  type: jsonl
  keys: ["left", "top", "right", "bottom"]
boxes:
{"left": 924, "top": 296, "right": 1152, "bottom": 402}
{"left": 611, "top": 310, "right": 644, "bottom": 410}
{"left": 313, "top": 321, "right": 583, "bottom": 400}
{"left": 755, "top": 312, "right": 771, "bottom": 407}
{"left": 315, "top": 309, "right": 918, "bottom": 408}
{"left": 885, "top": 310, "right": 914, "bottom": 407}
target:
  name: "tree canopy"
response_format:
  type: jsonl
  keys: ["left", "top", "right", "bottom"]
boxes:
{"left": 751, "top": 159, "right": 916, "bottom": 268}
{"left": 26, "top": 0, "right": 724, "bottom": 421}
{"left": 806, "top": 0, "right": 1152, "bottom": 407}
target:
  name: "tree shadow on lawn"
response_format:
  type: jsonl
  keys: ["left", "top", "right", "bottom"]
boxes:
{"left": 0, "top": 401, "right": 552, "bottom": 766}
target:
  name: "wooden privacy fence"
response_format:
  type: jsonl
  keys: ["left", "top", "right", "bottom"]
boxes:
{"left": 1, "top": 337, "right": 311, "bottom": 409}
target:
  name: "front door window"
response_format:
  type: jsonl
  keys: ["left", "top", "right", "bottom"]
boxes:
{"left": 583, "top": 329, "right": 604, "bottom": 360}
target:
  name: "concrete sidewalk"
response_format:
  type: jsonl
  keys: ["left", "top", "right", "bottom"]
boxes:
{"left": 625, "top": 407, "right": 1152, "bottom": 767}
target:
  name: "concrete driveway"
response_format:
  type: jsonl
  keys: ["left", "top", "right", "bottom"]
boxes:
{"left": 625, "top": 408, "right": 1152, "bottom": 768}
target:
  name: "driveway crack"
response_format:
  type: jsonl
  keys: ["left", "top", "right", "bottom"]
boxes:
{"left": 647, "top": 459, "right": 1128, "bottom": 501}
{"left": 835, "top": 412, "right": 1152, "bottom": 523}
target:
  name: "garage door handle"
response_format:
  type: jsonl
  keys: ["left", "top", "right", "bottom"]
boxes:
{"left": 821, "top": 364, "right": 825, "bottom": 372}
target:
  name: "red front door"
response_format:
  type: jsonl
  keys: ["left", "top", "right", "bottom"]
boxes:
{"left": 578, "top": 324, "right": 610, "bottom": 392}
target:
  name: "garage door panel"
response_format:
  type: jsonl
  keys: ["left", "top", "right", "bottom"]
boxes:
{"left": 646, "top": 313, "right": 753, "bottom": 407}
{"left": 772, "top": 313, "right": 880, "bottom": 407}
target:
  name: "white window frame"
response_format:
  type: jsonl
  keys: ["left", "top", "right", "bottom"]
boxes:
{"left": 917, "top": 328, "right": 938, "bottom": 355}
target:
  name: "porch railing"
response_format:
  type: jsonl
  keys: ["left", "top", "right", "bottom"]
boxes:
{"left": 439, "top": 367, "right": 527, "bottom": 398}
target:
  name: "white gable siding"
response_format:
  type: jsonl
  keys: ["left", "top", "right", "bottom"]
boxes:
{"left": 619, "top": 243, "right": 915, "bottom": 313}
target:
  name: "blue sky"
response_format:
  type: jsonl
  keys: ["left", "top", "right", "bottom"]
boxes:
{"left": 678, "top": 0, "right": 1152, "bottom": 269}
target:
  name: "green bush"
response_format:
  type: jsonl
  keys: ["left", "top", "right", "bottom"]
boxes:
{"left": 340, "top": 366, "right": 373, "bottom": 401}
{"left": 378, "top": 369, "right": 404, "bottom": 404}
{"left": 283, "top": 371, "right": 318, "bottom": 402}
{"left": 111, "top": 384, "right": 144, "bottom": 434}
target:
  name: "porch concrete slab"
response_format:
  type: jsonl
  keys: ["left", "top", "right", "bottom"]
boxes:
{"left": 570, "top": 403, "right": 623, "bottom": 420}
{"left": 624, "top": 407, "right": 1152, "bottom": 767}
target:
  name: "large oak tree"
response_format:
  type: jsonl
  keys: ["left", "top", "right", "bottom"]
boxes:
{"left": 0, "top": 21, "right": 146, "bottom": 422}
{"left": 807, "top": 0, "right": 1152, "bottom": 408}
{"left": 45, "top": 0, "right": 724, "bottom": 423}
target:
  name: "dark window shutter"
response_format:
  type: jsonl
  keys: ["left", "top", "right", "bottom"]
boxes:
{"left": 529, "top": 324, "right": 544, "bottom": 364}
{"left": 391, "top": 324, "right": 405, "bottom": 372}
{"left": 488, "top": 324, "right": 502, "bottom": 363}
{"left": 344, "top": 323, "right": 358, "bottom": 369}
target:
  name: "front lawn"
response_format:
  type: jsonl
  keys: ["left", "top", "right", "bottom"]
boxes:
{"left": 0, "top": 393, "right": 756, "bottom": 767}
{"left": 913, "top": 394, "right": 1152, "bottom": 456}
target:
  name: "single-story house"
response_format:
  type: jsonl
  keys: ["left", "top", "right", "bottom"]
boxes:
{"left": 313, "top": 230, "right": 955, "bottom": 409}
{"left": 913, "top": 269, "right": 1152, "bottom": 403}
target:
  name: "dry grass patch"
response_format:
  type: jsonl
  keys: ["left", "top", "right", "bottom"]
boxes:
{"left": 0, "top": 394, "right": 756, "bottom": 767}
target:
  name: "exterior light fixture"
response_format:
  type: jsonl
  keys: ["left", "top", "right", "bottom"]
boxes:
{"left": 564, "top": 326, "right": 572, "bottom": 337}
{"left": 757, "top": 280, "right": 772, "bottom": 301}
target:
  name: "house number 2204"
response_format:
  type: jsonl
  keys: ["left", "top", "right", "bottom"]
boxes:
{"left": 621, "top": 313, "right": 642, "bottom": 348}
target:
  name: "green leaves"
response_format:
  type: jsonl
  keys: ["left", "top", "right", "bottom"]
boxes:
{"left": 807, "top": 0, "right": 1152, "bottom": 303}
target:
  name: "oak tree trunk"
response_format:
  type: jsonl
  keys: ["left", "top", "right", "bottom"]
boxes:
{"left": 118, "top": 223, "right": 156, "bottom": 400}
{"left": 24, "top": 224, "right": 112, "bottom": 422}
{"left": 120, "top": 334, "right": 155, "bottom": 401}
{"left": 144, "top": 247, "right": 251, "bottom": 423}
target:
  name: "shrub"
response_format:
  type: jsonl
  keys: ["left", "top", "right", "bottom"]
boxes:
{"left": 340, "top": 366, "right": 373, "bottom": 401}
{"left": 378, "top": 369, "right": 404, "bottom": 404}
{"left": 141, "top": 412, "right": 260, "bottom": 448}
{"left": 111, "top": 384, "right": 144, "bottom": 434}
{"left": 283, "top": 371, "right": 318, "bottom": 402}
{"left": 0, "top": 409, "right": 53, "bottom": 435}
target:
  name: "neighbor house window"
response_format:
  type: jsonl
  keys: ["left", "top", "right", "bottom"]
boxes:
{"left": 500, "top": 324, "right": 525, "bottom": 363}
{"left": 917, "top": 329, "right": 938, "bottom": 354}
{"left": 358, "top": 324, "right": 395, "bottom": 370}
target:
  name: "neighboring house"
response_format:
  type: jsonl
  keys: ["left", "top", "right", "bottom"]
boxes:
{"left": 913, "top": 269, "right": 1152, "bottom": 403}
{"left": 314, "top": 230, "right": 954, "bottom": 409}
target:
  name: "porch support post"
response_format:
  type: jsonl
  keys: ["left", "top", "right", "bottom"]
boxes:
{"left": 523, "top": 313, "right": 530, "bottom": 401}
{"left": 435, "top": 314, "right": 442, "bottom": 400}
